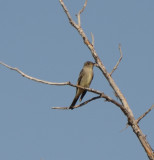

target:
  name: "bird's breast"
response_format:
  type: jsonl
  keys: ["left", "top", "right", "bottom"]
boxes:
{"left": 80, "top": 68, "right": 93, "bottom": 87}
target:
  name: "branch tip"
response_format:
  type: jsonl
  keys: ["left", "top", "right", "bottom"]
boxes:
{"left": 78, "top": 0, "right": 88, "bottom": 15}
{"left": 77, "top": 0, "right": 88, "bottom": 26}
{"left": 0, "top": 61, "right": 69, "bottom": 86}
{"left": 110, "top": 44, "right": 123, "bottom": 76}
{"left": 91, "top": 32, "right": 95, "bottom": 47}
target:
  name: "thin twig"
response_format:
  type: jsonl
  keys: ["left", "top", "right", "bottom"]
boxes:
{"left": 110, "top": 44, "right": 123, "bottom": 76}
{"left": 77, "top": 0, "right": 88, "bottom": 27}
{"left": 137, "top": 104, "right": 154, "bottom": 123}
{"left": 52, "top": 106, "right": 69, "bottom": 110}
{"left": 60, "top": 0, "right": 92, "bottom": 48}
{"left": 52, "top": 95, "right": 101, "bottom": 110}
{"left": 0, "top": 61, "right": 68, "bottom": 86}
{"left": 59, "top": 0, "right": 78, "bottom": 29}
{"left": 78, "top": 0, "right": 88, "bottom": 15}
{"left": 91, "top": 32, "right": 95, "bottom": 47}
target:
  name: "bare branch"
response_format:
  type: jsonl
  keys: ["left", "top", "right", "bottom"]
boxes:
{"left": 110, "top": 44, "right": 123, "bottom": 76}
{"left": 52, "top": 106, "right": 69, "bottom": 110}
{"left": 59, "top": 0, "right": 78, "bottom": 29}
{"left": 52, "top": 93, "right": 123, "bottom": 110}
{"left": 59, "top": 0, "right": 92, "bottom": 48}
{"left": 0, "top": 61, "right": 101, "bottom": 91}
{"left": 52, "top": 95, "right": 101, "bottom": 110}
{"left": 78, "top": 0, "right": 87, "bottom": 15}
{"left": 77, "top": 0, "right": 88, "bottom": 27}
{"left": 0, "top": 61, "right": 68, "bottom": 86}
{"left": 0, "top": 61, "right": 122, "bottom": 109}
{"left": 91, "top": 32, "right": 95, "bottom": 47}
{"left": 137, "top": 104, "right": 154, "bottom": 123}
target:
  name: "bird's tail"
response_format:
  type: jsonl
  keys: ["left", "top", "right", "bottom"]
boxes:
{"left": 69, "top": 95, "right": 79, "bottom": 110}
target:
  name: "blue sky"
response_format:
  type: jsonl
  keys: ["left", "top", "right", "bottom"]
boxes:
{"left": 0, "top": 0, "right": 154, "bottom": 160}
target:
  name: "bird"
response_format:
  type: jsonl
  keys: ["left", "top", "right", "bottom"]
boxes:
{"left": 69, "top": 61, "right": 95, "bottom": 109}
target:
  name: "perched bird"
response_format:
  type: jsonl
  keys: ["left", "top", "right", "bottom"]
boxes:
{"left": 69, "top": 61, "right": 95, "bottom": 109}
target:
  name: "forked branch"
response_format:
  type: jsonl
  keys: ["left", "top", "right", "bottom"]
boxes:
{"left": 77, "top": 0, "right": 88, "bottom": 27}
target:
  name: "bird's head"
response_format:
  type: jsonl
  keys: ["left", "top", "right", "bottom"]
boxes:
{"left": 84, "top": 61, "right": 97, "bottom": 68}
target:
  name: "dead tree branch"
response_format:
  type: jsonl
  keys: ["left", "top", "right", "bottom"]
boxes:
{"left": 52, "top": 93, "right": 123, "bottom": 110}
{"left": 0, "top": 61, "right": 122, "bottom": 110}
{"left": 59, "top": 0, "right": 154, "bottom": 159}
{"left": 110, "top": 44, "right": 123, "bottom": 76}
{"left": 137, "top": 104, "right": 154, "bottom": 123}
{"left": 91, "top": 32, "right": 95, "bottom": 47}
{"left": 52, "top": 95, "right": 101, "bottom": 110}
{"left": 0, "top": 61, "right": 68, "bottom": 86}
{"left": 77, "top": 0, "right": 87, "bottom": 27}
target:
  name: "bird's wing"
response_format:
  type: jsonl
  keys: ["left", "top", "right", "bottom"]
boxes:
{"left": 77, "top": 68, "right": 84, "bottom": 85}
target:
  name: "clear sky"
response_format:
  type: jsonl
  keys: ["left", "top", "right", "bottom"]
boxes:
{"left": 0, "top": 0, "right": 154, "bottom": 160}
